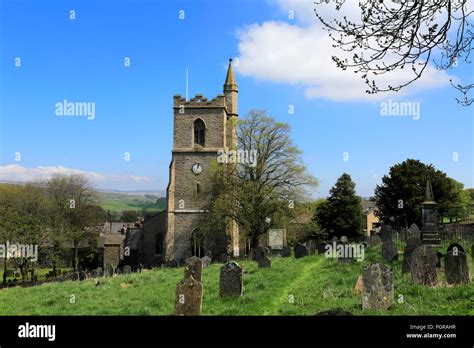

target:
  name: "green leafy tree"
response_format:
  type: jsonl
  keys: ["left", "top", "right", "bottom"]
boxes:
{"left": 200, "top": 110, "right": 318, "bottom": 249}
{"left": 374, "top": 159, "right": 459, "bottom": 227}
{"left": 314, "top": 173, "right": 363, "bottom": 239}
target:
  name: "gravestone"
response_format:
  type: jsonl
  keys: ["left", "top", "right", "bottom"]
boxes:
{"left": 174, "top": 275, "right": 203, "bottom": 316}
{"left": 411, "top": 245, "right": 438, "bottom": 286}
{"left": 258, "top": 255, "right": 271, "bottom": 268}
{"left": 96, "top": 267, "right": 103, "bottom": 277}
{"left": 219, "top": 253, "right": 230, "bottom": 264}
{"left": 78, "top": 271, "right": 86, "bottom": 281}
{"left": 362, "top": 263, "right": 394, "bottom": 311}
{"left": 381, "top": 240, "right": 398, "bottom": 262}
{"left": 331, "top": 237, "right": 339, "bottom": 243}
{"left": 116, "top": 268, "right": 122, "bottom": 275}
{"left": 408, "top": 223, "right": 421, "bottom": 239}
{"left": 370, "top": 234, "right": 382, "bottom": 247}
{"left": 104, "top": 264, "right": 114, "bottom": 277}
{"left": 167, "top": 260, "right": 179, "bottom": 268}
{"left": 380, "top": 226, "right": 397, "bottom": 243}
{"left": 123, "top": 265, "right": 132, "bottom": 274}
{"left": 268, "top": 229, "right": 285, "bottom": 250}
{"left": 91, "top": 270, "right": 98, "bottom": 278}
{"left": 402, "top": 238, "right": 422, "bottom": 274}
{"left": 340, "top": 236, "right": 349, "bottom": 243}
{"left": 254, "top": 246, "right": 268, "bottom": 262}
{"left": 184, "top": 256, "right": 203, "bottom": 282}
{"left": 294, "top": 243, "right": 309, "bottom": 259}
{"left": 248, "top": 249, "right": 256, "bottom": 261}
{"left": 317, "top": 242, "right": 328, "bottom": 254}
{"left": 305, "top": 240, "right": 317, "bottom": 254}
{"left": 338, "top": 244, "right": 356, "bottom": 264}
{"left": 281, "top": 245, "right": 291, "bottom": 257}
{"left": 445, "top": 244, "right": 470, "bottom": 285}
{"left": 219, "top": 261, "right": 243, "bottom": 298}
{"left": 205, "top": 250, "right": 212, "bottom": 259}
{"left": 201, "top": 256, "right": 211, "bottom": 268}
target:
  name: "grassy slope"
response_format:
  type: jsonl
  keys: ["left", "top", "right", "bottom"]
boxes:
{"left": 97, "top": 192, "right": 166, "bottom": 212}
{"left": 0, "top": 247, "right": 473, "bottom": 316}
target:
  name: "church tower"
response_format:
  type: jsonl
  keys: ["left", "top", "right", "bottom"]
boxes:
{"left": 165, "top": 59, "right": 240, "bottom": 261}
{"left": 421, "top": 178, "right": 441, "bottom": 245}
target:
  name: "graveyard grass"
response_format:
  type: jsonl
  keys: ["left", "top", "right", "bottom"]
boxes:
{"left": 0, "top": 246, "right": 473, "bottom": 315}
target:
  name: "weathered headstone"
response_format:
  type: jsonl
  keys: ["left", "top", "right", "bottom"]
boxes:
{"left": 219, "top": 261, "right": 243, "bottom": 298}
{"left": 78, "top": 271, "right": 86, "bottom": 281}
{"left": 331, "top": 236, "right": 339, "bottom": 243}
{"left": 91, "top": 270, "right": 98, "bottom": 278}
{"left": 340, "top": 236, "right": 349, "bottom": 243}
{"left": 184, "top": 256, "right": 203, "bottom": 282}
{"left": 96, "top": 267, "right": 103, "bottom": 277}
{"left": 123, "top": 265, "right": 132, "bottom": 274}
{"left": 174, "top": 275, "right": 203, "bottom": 316}
{"left": 408, "top": 223, "right": 421, "bottom": 239}
{"left": 411, "top": 245, "right": 438, "bottom": 286}
{"left": 362, "top": 263, "right": 393, "bottom": 311}
{"left": 281, "top": 245, "right": 291, "bottom": 257}
{"left": 381, "top": 240, "right": 398, "bottom": 262}
{"left": 380, "top": 226, "right": 397, "bottom": 243}
{"left": 254, "top": 246, "right": 268, "bottom": 262}
{"left": 258, "top": 255, "right": 271, "bottom": 268}
{"left": 201, "top": 256, "right": 211, "bottom": 268}
{"left": 445, "top": 244, "right": 470, "bottom": 284}
{"left": 370, "top": 234, "right": 382, "bottom": 247}
{"left": 294, "top": 243, "right": 309, "bottom": 259}
{"left": 115, "top": 268, "right": 122, "bottom": 275}
{"left": 305, "top": 240, "right": 317, "bottom": 254}
{"left": 104, "top": 264, "right": 114, "bottom": 277}
{"left": 402, "top": 238, "right": 422, "bottom": 274}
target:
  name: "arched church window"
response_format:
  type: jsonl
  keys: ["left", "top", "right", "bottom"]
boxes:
{"left": 155, "top": 234, "right": 163, "bottom": 255}
{"left": 194, "top": 119, "right": 205, "bottom": 146}
{"left": 191, "top": 228, "right": 204, "bottom": 257}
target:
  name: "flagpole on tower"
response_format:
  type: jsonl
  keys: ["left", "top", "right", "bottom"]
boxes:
{"left": 186, "top": 68, "right": 189, "bottom": 101}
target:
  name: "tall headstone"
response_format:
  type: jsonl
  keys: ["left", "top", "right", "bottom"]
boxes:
{"left": 184, "top": 256, "right": 203, "bottom": 282}
{"left": 411, "top": 245, "right": 438, "bottom": 286}
{"left": 382, "top": 240, "right": 398, "bottom": 262}
{"left": 174, "top": 275, "right": 203, "bottom": 316}
{"left": 445, "top": 243, "right": 470, "bottom": 284}
{"left": 362, "top": 263, "right": 394, "bottom": 311}
{"left": 421, "top": 179, "right": 440, "bottom": 245}
{"left": 294, "top": 243, "right": 309, "bottom": 259}
{"left": 219, "top": 261, "right": 243, "bottom": 298}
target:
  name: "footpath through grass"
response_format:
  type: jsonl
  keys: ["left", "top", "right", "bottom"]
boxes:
{"left": 0, "top": 248, "right": 473, "bottom": 315}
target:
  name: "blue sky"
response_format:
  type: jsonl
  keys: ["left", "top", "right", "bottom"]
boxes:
{"left": 0, "top": 0, "right": 472, "bottom": 197}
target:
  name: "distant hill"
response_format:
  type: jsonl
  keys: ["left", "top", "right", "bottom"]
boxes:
{"left": 97, "top": 191, "right": 166, "bottom": 213}
{"left": 0, "top": 182, "right": 166, "bottom": 213}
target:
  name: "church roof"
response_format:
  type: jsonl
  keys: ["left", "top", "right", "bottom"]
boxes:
{"left": 224, "top": 58, "right": 237, "bottom": 90}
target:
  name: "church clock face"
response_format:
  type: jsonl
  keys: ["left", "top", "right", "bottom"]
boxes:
{"left": 192, "top": 163, "right": 203, "bottom": 175}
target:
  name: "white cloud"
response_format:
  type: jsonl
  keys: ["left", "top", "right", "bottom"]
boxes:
{"left": 0, "top": 164, "right": 152, "bottom": 186}
{"left": 236, "top": 0, "right": 454, "bottom": 101}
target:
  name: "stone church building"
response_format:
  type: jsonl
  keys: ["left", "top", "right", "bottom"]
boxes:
{"left": 141, "top": 60, "right": 241, "bottom": 265}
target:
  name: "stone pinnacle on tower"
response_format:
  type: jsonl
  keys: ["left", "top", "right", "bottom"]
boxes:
{"left": 224, "top": 58, "right": 238, "bottom": 92}
{"left": 423, "top": 177, "right": 436, "bottom": 204}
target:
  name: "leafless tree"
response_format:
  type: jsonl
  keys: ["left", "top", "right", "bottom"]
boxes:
{"left": 314, "top": 0, "right": 473, "bottom": 105}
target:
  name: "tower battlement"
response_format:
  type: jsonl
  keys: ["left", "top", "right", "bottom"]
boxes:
{"left": 173, "top": 94, "right": 226, "bottom": 108}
